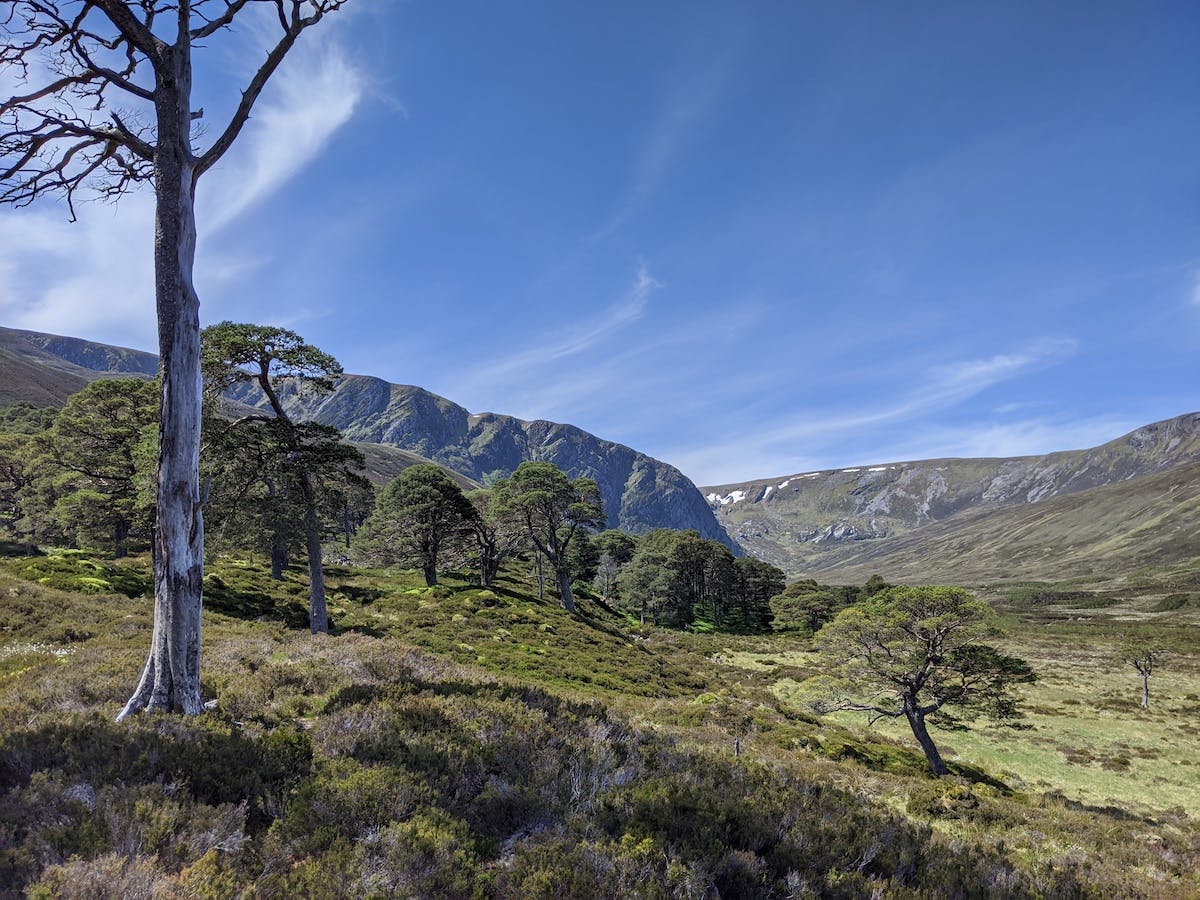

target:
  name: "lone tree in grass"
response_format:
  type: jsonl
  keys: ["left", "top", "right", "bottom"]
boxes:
{"left": 493, "top": 461, "right": 604, "bottom": 613}
{"left": 1119, "top": 639, "right": 1167, "bottom": 710}
{"left": 813, "top": 585, "right": 1035, "bottom": 776}
{"left": 361, "top": 464, "right": 475, "bottom": 587}
{"left": 1, "top": 1, "right": 349, "bottom": 717}
{"left": 202, "top": 322, "right": 364, "bottom": 632}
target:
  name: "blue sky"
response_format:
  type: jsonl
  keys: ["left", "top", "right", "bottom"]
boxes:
{"left": 2, "top": 1, "right": 1199, "bottom": 485}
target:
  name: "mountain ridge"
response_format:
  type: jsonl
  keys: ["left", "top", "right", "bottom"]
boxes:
{"left": 0, "top": 326, "right": 737, "bottom": 549}
{"left": 703, "top": 412, "right": 1200, "bottom": 575}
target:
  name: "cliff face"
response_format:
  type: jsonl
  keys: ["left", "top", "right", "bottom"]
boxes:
{"left": 234, "top": 375, "right": 740, "bottom": 550}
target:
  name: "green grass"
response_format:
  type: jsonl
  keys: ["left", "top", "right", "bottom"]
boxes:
{"left": 716, "top": 612, "right": 1200, "bottom": 819}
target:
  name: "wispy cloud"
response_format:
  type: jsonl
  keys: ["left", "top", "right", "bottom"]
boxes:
{"left": 0, "top": 198, "right": 158, "bottom": 348}
{"left": 1190, "top": 269, "right": 1200, "bottom": 306}
{"left": 659, "top": 337, "right": 1081, "bottom": 483}
{"left": 587, "top": 49, "right": 734, "bottom": 245}
{"left": 201, "top": 30, "right": 366, "bottom": 230}
{"left": 457, "top": 262, "right": 661, "bottom": 398}
{"left": 0, "top": 19, "right": 366, "bottom": 348}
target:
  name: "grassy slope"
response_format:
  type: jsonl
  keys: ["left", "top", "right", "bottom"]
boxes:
{"left": 798, "top": 461, "right": 1200, "bottom": 584}
{"left": 706, "top": 414, "right": 1200, "bottom": 579}
{"left": 1, "top": 550, "right": 1198, "bottom": 896}
{"left": 0, "top": 348, "right": 90, "bottom": 408}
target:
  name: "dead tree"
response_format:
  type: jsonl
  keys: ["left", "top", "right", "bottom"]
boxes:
{"left": 1, "top": 0, "right": 349, "bottom": 718}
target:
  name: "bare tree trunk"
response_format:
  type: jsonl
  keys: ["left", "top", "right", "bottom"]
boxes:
{"left": 534, "top": 552, "right": 545, "bottom": 603}
{"left": 555, "top": 565, "right": 576, "bottom": 613}
{"left": 119, "top": 37, "right": 204, "bottom": 719}
{"left": 1141, "top": 673, "right": 1150, "bottom": 709}
{"left": 905, "top": 707, "right": 948, "bottom": 777}
{"left": 299, "top": 473, "right": 328, "bottom": 634}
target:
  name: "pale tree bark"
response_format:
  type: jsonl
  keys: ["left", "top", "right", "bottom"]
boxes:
{"left": 2, "top": 0, "right": 349, "bottom": 718}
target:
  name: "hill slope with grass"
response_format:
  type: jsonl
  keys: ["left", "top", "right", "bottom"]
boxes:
{"left": 1, "top": 548, "right": 1197, "bottom": 896}
{"left": 793, "top": 459, "right": 1200, "bottom": 585}
{"left": 704, "top": 412, "right": 1200, "bottom": 577}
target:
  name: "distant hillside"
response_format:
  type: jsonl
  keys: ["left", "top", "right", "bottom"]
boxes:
{"left": 352, "top": 441, "right": 478, "bottom": 492}
{"left": 0, "top": 326, "right": 156, "bottom": 407}
{"left": 704, "top": 413, "right": 1200, "bottom": 578}
{"left": 800, "top": 459, "right": 1200, "bottom": 584}
{"left": 0, "top": 328, "right": 735, "bottom": 548}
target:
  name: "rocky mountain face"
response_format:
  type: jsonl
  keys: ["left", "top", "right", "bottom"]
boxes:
{"left": 703, "top": 413, "right": 1200, "bottom": 575}
{"left": 1, "top": 327, "right": 736, "bottom": 549}
{"left": 236, "top": 375, "right": 737, "bottom": 549}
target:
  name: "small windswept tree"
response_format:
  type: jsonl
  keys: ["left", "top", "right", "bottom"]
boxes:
{"left": 2, "top": 0, "right": 350, "bottom": 717}
{"left": 493, "top": 461, "right": 604, "bottom": 613}
{"left": 1119, "top": 638, "right": 1167, "bottom": 710}
{"left": 812, "top": 585, "right": 1035, "bottom": 776}
{"left": 360, "top": 464, "right": 475, "bottom": 586}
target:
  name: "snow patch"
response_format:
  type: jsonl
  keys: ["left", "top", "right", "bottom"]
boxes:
{"left": 868, "top": 466, "right": 889, "bottom": 472}
{"left": 761, "top": 486, "right": 773, "bottom": 501}
{"left": 707, "top": 489, "right": 749, "bottom": 506}
{"left": 841, "top": 468, "right": 860, "bottom": 473}
{"left": 800, "top": 472, "right": 820, "bottom": 478}
{"left": 778, "top": 479, "right": 792, "bottom": 489}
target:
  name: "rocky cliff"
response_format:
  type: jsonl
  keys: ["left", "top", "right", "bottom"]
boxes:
{"left": 239, "top": 375, "right": 737, "bottom": 548}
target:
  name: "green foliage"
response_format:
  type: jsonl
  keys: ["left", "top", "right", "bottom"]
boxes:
{"left": 0, "top": 404, "right": 56, "bottom": 436}
{"left": 201, "top": 321, "right": 342, "bottom": 395}
{"left": 770, "top": 579, "right": 842, "bottom": 632}
{"left": 201, "top": 323, "right": 366, "bottom": 634}
{"left": 358, "top": 464, "right": 475, "bottom": 586}
{"left": 618, "top": 529, "right": 783, "bottom": 631}
{"left": 1, "top": 552, "right": 151, "bottom": 599}
{"left": 22, "top": 379, "right": 158, "bottom": 556}
{"left": 814, "top": 585, "right": 1036, "bottom": 774}
{"left": 464, "top": 487, "right": 526, "bottom": 587}
{"left": 492, "top": 462, "right": 605, "bottom": 610}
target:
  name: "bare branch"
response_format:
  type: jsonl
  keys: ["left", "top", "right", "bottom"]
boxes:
{"left": 195, "top": 0, "right": 349, "bottom": 178}
{"left": 89, "top": 0, "right": 163, "bottom": 59}
{"left": 189, "top": 0, "right": 255, "bottom": 40}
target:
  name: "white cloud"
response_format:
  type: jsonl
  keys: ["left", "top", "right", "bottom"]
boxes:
{"left": 200, "top": 34, "right": 365, "bottom": 231}
{"left": 1191, "top": 269, "right": 1200, "bottom": 306}
{"left": 457, "top": 261, "right": 661, "bottom": 397}
{"left": 0, "top": 197, "right": 158, "bottom": 348}
{"left": 657, "top": 337, "right": 1082, "bottom": 484}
